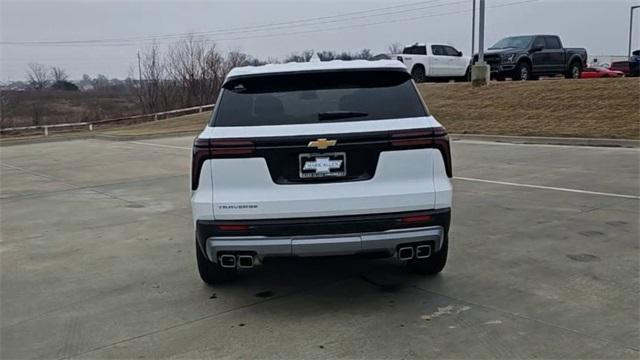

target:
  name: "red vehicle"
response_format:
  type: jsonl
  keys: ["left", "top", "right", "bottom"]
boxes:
{"left": 580, "top": 67, "right": 624, "bottom": 79}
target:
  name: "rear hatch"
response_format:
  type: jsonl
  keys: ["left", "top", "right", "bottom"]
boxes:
{"left": 196, "top": 69, "right": 449, "bottom": 220}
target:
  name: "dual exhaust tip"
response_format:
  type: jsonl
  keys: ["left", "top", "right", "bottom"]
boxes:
{"left": 219, "top": 254, "right": 255, "bottom": 268}
{"left": 398, "top": 244, "right": 431, "bottom": 260}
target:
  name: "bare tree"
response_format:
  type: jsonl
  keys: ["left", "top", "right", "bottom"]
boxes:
{"left": 26, "top": 63, "right": 50, "bottom": 89}
{"left": 139, "top": 44, "right": 164, "bottom": 113}
{"left": 168, "top": 35, "right": 209, "bottom": 107}
{"left": 353, "top": 49, "right": 373, "bottom": 60}
{"left": 284, "top": 50, "right": 314, "bottom": 63}
{"left": 224, "top": 50, "right": 250, "bottom": 72}
{"left": 137, "top": 37, "right": 264, "bottom": 114}
{"left": 387, "top": 42, "right": 404, "bottom": 54}
{"left": 50, "top": 66, "right": 69, "bottom": 82}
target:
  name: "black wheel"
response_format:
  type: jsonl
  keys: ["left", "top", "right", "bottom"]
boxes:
{"left": 495, "top": 75, "right": 506, "bottom": 82}
{"left": 407, "top": 235, "right": 448, "bottom": 275}
{"left": 196, "top": 239, "right": 236, "bottom": 284}
{"left": 513, "top": 62, "right": 531, "bottom": 81}
{"left": 565, "top": 61, "right": 582, "bottom": 79}
{"left": 411, "top": 66, "right": 426, "bottom": 83}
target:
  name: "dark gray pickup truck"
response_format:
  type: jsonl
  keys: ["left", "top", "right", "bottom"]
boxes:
{"left": 473, "top": 35, "right": 587, "bottom": 81}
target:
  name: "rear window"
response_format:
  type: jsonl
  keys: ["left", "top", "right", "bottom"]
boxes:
{"left": 211, "top": 70, "right": 428, "bottom": 127}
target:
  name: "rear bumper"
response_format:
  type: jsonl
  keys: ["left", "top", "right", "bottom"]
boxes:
{"left": 196, "top": 209, "right": 450, "bottom": 263}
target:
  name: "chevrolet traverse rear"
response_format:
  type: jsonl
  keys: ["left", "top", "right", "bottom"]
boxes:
{"left": 191, "top": 60, "right": 452, "bottom": 284}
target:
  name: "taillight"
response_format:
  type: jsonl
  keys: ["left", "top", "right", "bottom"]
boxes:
{"left": 390, "top": 127, "right": 452, "bottom": 178}
{"left": 191, "top": 137, "right": 256, "bottom": 190}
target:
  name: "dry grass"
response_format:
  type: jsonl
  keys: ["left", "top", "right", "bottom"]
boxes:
{"left": 419, "top": 77, "right": 639, "bottom": 139}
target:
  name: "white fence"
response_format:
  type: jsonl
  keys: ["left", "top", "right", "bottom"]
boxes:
{"left": 0, "top": 104, "right": 215, "bottom": 136}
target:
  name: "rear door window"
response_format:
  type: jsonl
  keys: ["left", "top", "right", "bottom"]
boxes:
{"left": 402, "top": 45, "right": 427, "bottom": 55}
{"left": 532, "top": 37, "right": 546, "bottom": 49}
{"left": 212, "top": 71, "right": 428, "bottom": 127}
{"left": 544, "top": 36, "right": 561, "bottom": 49}
{"left": 431, "top": 45, "right": 444, "bottom": 56}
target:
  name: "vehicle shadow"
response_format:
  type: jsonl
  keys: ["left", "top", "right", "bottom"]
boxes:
{"left": 206, "top": 255, "right": 445, "bottom": 318}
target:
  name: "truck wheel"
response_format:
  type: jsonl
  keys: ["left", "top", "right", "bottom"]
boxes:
{"left": 407, "top": 235, "right": 448, "bottom": 275}
{"left": 411, "top": 66, "right": 426, "bottom": 83}
{"left": 565, "top": 61, "right": 582, "bottom": 79}
{"left": 513, "top": 62, "right": 530, "bottom": 81}
{"left": 196, "top": 239, "right": 236, "bottom": 284}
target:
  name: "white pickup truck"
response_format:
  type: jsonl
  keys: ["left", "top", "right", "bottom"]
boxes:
{"left": 393, "top": 43, "right": 471, "bottom": 82}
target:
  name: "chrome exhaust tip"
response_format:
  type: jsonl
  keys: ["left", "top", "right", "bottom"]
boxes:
{"left": 219, "top": 254, "right": 236, "bottom": 268}
{"left": 237, "top": 255, "right": 254, "bottom": 268}
{"left": 397, "top": 246, "right": 414, "bottom": 261}
{"left": 416, "top": 244, "right": 432, "bottom": 259}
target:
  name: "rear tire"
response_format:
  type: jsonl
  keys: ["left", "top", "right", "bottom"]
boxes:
{"left": 565, "top": 61, "right": 582, "bottom": 79}
{"left": 196, "top": 239, "right": 236, "bottom": 284}
{"left": 407, "top": 235, "right": 448, "bottom": 275}
{"left": 411, "top": 66, "right": 426, "bottom": 83}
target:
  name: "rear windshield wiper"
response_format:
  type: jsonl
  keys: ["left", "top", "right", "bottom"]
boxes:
{"left": 318, "top": 111, "right": 368, "bottom": 121}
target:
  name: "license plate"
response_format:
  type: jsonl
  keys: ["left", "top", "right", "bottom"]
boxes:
{"left": 299, "top": 152, "right": 346, "bottom": 178}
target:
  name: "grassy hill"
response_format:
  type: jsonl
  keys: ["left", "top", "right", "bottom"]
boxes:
{"left": 419, "top": 77, "right": 639, "bottom": 139}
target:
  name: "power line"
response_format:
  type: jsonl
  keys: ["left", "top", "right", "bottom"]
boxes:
{"left": 1, "top": 0, "right": 456, "bottom": 46}
{"left": 2, "top": 0, "right": 538, "bottom": 48}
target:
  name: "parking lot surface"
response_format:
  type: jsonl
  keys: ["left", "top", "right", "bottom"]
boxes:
{"left": 1, "top": 136, "right": 638, "bottom": 359}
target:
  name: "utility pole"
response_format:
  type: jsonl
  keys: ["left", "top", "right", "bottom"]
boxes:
{"left": 629, "top": 6, "right": 639, "bottom": 57}
{"left": 471, "top": 0, "right": 489, "bottom": 86}
{"left": 137, "top": 50, "right": 145, "bottom": 113}
{"left": 471, "top": 0, "right": 476, "bottom": 55}
{"left": 137, "top": 51, "right": 143, "bottom": 88}
{"left": 478, "top": 0, "right": 485, "bottom": 65}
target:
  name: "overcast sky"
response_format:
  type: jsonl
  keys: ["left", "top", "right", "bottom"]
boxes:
{"left": 1, "top": 0, "right": 639, "bottom": 81}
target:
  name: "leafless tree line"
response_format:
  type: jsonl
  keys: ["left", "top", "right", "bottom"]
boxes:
{"left": 26, "top": 64, "right": 69, "bottom": 89}
{"left": 137, "top": 36, "right": 260, "bottom": 113}
{"left": 137, "top": 36, "right": 396, "bottom": 113}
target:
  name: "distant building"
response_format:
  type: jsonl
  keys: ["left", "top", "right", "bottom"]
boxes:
{"left": 80, "top": 83, "right": 95, "bottom": 91}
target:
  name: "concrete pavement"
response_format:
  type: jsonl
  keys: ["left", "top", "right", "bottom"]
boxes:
{"left": 1, "top": 137, "right": 638, "bottom": 359}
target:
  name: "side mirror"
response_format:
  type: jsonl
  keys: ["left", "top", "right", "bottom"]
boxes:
{"left": 531, "top": 45, "right": 543, "bottom": 53}
{"left": 457, "top": 51, "right": 463, "bottom": 57}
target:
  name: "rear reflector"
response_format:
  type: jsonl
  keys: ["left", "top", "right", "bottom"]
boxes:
{"left": 217, "top": 224, "right": 250, "bottom": 231}
{"left": 400, "top": 215, "right": 433, "bottom": 224}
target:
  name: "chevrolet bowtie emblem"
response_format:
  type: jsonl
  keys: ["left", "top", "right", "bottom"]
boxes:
{"left": 307, "top": 138, "right": 337, "bottom": 150}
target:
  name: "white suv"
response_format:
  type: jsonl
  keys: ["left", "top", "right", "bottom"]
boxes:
{"left": 191, "top": 60, "right": 452, "bottom": 284}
